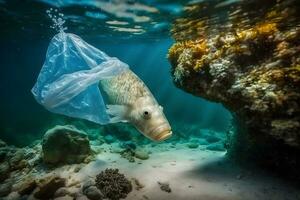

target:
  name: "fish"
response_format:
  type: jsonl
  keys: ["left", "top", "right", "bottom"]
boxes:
{"left": 100, "top": 69, "right": 172, "bottom": 141}
{"left": 32, "top": 32, "right": 172, "bottom": 141}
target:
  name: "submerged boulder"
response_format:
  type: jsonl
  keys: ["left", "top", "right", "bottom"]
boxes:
{"left": 34, "top": 174, "right": 66, "bottom": 199}
{"left": 42, "top": 125, "right": 91, "bottom": 164}
{"left": 168, "top": 0, "right": 300, "bottom": 179}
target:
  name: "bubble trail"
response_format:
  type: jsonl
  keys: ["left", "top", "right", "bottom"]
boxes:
{"left": 46, "top": 8, "right": 67, "bottom": 32}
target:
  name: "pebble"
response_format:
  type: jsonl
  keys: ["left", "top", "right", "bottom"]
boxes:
{"left": 134, "top": 149, "right": 149, "bottom": 160}
{"left": 187, "top": 143, "right": 199, "bottom": 149}
{"left": 83, "top": 186, "right": 103, "bottom": 200}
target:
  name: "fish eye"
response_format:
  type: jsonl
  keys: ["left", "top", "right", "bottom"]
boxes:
{"left": 143, "top": 110, "right": 151, "bottom": 120}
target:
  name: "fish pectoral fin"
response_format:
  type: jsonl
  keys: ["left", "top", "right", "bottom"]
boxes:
{"left": 106, "top": 104, "right": 128, "bottom": 123}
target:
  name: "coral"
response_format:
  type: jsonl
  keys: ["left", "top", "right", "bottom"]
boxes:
{"left": 168, "top": 0, "right": 300, "bottom": 179}
{"left": 95, "top": 168, "right": 132, "bottom": 200}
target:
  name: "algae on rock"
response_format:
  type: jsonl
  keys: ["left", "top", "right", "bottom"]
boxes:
{"left": 168, "top": 0, "right": 300, "bottom": 179}
{"left": 42, "top": 125, "right": 91, "bottom": 164}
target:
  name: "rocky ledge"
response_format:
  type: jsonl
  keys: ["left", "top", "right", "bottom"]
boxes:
{"left": 168, "top": 0, "right": 300, "bottom": 179}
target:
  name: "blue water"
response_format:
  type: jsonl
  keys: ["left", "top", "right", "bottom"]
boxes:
{"left": 0, "top": 34, "right": 231, "bottom": 145}
{"left": 1, "top": 1, "right": 300, "bottom": 200}
{"left": 0, "top": 0, "right": 232, "bottom": 146}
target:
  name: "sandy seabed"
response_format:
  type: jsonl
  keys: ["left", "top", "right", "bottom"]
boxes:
{"left": 4, "top": 142, "right": 300, "bottom": 200}
{"left": 70, "top": 143, "right": 299, "bottom": 200}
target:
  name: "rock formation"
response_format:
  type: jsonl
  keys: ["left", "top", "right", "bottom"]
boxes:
{"left": 168, "top": 0, "right": 300, "bottom": 179}
{"left": 42, "top": 125, "right": 91, "bottom": 164}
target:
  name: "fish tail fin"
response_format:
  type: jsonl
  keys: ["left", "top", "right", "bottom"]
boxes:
{"left": 31, "top": 32, "right": 128, "bottom": 124}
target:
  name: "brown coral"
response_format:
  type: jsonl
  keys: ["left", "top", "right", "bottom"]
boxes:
{"left": 95, "top": 168, "right": 132, "bottom": 200}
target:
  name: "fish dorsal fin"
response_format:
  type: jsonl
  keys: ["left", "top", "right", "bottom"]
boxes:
{"left": 106, "top": 104, "right": 129, "bottom": 123}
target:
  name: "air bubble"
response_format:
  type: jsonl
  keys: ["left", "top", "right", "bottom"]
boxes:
{"left": 46, "top": 8, "right": 68, "bottom": 33}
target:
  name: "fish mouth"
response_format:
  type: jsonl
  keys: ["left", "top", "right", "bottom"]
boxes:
{"left": 149, "top": 125, "right": 172, "bottom": 141}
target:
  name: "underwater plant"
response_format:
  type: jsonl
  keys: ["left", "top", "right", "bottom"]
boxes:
{"left": 95, "top": 168, "right": 132, "bottom": 200}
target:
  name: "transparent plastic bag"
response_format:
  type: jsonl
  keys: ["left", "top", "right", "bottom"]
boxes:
{"left": 31, "top": 32, "right": 128, "bottom": 124}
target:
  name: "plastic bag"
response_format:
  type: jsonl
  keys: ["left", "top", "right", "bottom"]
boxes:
{"left": 31, "top": 32, "right": 128, "bottom": 124}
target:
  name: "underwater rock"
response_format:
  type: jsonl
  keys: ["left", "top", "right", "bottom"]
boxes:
{"left": 168, "top": 0, "right": 300, "bottom": 179}
{"left": 54, "top": 195, "right": 74, "bottom": 200}
{"left": 34, "top": 174, "right": 66, "bottom": 199}
{"left": 6, "top": 191, "right": 20, "bottom": 200}
{"left": 54, "top": 187, "right": 71, "bottom": 198}
{"left": 0, "top": 161, "right": 10, "bottom": 181}
{"left": 206, "top": 142, "right": 226, "bottom": 152}
{"left": 187, "top": 139, "right": 201, "bottom": 148}
{"left": 134, "top": 149, "right": 149, "bottom": 160}
{"left": 83, "top": 186, "right": 103, "bottom": 200}
{"left": 9, "top": 150, "right": 27, "bottom": 171}
{"left": 82, "top": 179, "right": 96, "bottom": 192}
{"left": 42, "top": 125, "right": 91, "bottom": 164}
{"left": 110, "top": 145, "right": 123, "bottom": 154}
{"left": 82, "top": 178, "right": 104, "bottom": 200}
{"left": 187, "top": 142, "right": 199, "bottom": 149}
{"left": 157, "top": 181, "right": 171, "bottom": 193}
{"left": 95, "top": 168, "right": 132, "bottom": 200}
{"left": 76, "top": 195, "right": 90, "bottom": 200}
{"left": 0, "top": 181, "right": 12, "bottom": 197}
{"left": 15, "top": 178, "right": 37, "bottom": 195}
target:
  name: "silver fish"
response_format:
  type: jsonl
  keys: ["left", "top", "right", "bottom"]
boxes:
{"left": 100, "top": 69, "right": 172, "bottom": 141}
